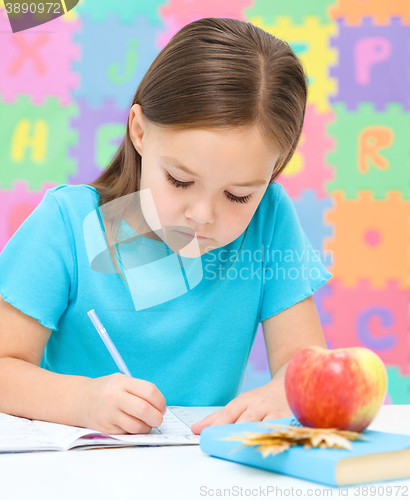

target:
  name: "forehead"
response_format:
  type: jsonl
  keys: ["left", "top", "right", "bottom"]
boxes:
{"left": 149, "top": 123, "right": 280, "bottom": 170}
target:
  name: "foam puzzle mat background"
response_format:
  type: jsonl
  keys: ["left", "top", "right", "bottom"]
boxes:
{"left": 0, "top": 0, "right": 409, "bottom": 403}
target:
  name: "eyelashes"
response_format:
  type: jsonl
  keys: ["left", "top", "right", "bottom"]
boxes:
{"left": 165, "top": 173, "right": 253, "bottom": 204}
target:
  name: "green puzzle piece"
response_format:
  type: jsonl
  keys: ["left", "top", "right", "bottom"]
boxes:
{"left": 245, "top": 0, "right": 335, "bottom": 25}
{"left": 0, "top": 95, "right": 78, "bottom": 191}
{"left": 387, "top": 366, "right": 410, "bottom": 404}
{"left": 326, "top": 103, "right": 410, "bottom": 200}
{"left": 95, "top": 123, "right": 126, "bottom": 170}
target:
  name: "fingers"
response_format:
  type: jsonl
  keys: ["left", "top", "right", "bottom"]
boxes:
{"left": 235, "top": 409, "right": 265, "bottom": 424}
{"left": 104, "top": 423, "right": 128, "bottom": 435}
{"left": 191, "top": 399, "right": 292, "bottom": 436}
{"left": 124, "top": 377, "right": 167, "bottom": 418}
{"left": 210, "top": 403, "right": 247, "bottom": 426}
{"left": 120, "top": 390, "right": 164, "bottom": 430}
{"left": 236, "top": 404, "right": 293, "bottom": 423}
{"left": 191, "top": 410, "right": 220, "bottom": 435}
{"left": 116, "top": 410, "right": 153, "bottom": 434}
{"left": 192, "top": 403, "right": 247, "bottom": 435}
{"left": 262, "top": 413, "right": 280, "bottom": 421}
{"left": 262, "top": 409, "right": 294, "bottom": 420}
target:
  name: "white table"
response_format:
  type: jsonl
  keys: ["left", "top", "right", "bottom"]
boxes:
{"left": 0, "top": 405, "right": 409, "bottom": 500}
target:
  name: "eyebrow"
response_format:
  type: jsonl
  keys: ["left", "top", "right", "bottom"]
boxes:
{"left": 160, "top": 156, "right": 267, "bottom": 188}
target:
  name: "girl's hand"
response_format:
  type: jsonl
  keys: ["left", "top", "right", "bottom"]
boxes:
{"left": 80, "top": 373, "right": 167, "bottom": 435}
{"left": 191, "top": 378, "right": 293, "bottom": 435}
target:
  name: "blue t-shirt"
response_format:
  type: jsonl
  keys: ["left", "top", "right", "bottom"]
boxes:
{"left": 0, "top": 183, "right": 332, "bottom": 405}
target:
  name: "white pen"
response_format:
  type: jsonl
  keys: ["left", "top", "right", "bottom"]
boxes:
{"left": 87, "top": 309, "right": 163, "bottom": 433}
{"left": 87, "top": 309, "right": 132, "bottom": 376}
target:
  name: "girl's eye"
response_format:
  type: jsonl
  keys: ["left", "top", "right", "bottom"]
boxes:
{"left": 166, "top": 172, "right": 192, "bottom": 189}
{"left": 165, "top": 173, "right": 253, "bottom": 204}
{"left": 225, "top": 192, "right": 253, "bottom": 204}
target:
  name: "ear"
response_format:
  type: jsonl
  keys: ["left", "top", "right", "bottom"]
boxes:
{"left": 128, "top": 104, "right": 146, "bottom": 155}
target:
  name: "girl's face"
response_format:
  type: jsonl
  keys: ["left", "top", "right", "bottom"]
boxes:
{"left": 128, "top": 104, "right": 280, "bottom": 256}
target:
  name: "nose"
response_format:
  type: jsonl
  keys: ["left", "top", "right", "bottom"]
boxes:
{"left": 185, "top": 196, "right": 215, "bottom": 225}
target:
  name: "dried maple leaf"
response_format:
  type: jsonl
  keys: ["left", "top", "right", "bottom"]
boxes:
{"left": 219, "top": 424, "right": 370, "bottom": 458}
{"left": 257, "top": 441, "right": 292, "bottom": 458}
{"left": 309, "top": 432, "right": 352, "bottom": 449}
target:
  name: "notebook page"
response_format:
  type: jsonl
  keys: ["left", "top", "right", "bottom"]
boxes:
{"left": 0, "top": 413, "right": 60, "bottom": 452}
{"left": 0, "top": 413, "right": 56, "bottom": 450}
{"left": 0, "top": 406, "right": 207, "bottom": 451}
{"left": 101, "top": 407, "right": 203, "bottom": 445}
{"left": 0, "top": 413, "right": 106, "bottom": 451}
{"left": 73, "top": 407, "right": 221, "bottom": 449}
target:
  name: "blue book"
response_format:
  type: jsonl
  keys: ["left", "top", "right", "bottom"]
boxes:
{"left": 199, "top": 416, "right": 410, "bottom": 487}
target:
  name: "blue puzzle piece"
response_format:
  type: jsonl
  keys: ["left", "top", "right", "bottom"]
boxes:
{"left": 292, "top": 190, "right": 334, "bottom": 267}
{"left": 73, "top": 14, "right": 161, "bottom": 108}
{"left": 240, "top": 360, "right": 272, "bottom": 394}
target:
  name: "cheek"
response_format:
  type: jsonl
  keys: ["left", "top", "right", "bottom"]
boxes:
{"left": 152, "top": 186, "right": 181, "bottom": 224}
{"left": 217, "top": 204, "right": 255, "bottom": 242}
{"left": 224, "top": 202, "right": 257, "bottom": 228}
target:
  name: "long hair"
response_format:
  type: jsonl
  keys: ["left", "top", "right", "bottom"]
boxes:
{"left": 82, "top": 17, "right": 308, "bottom": 285}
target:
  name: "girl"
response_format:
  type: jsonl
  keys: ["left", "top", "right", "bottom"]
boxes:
{"left": 0, "top": 18, "right": 331, "bottom": 436}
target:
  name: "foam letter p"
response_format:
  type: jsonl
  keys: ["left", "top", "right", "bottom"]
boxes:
{"left": 355, "top": 37, "right": 392, "bottom": 86}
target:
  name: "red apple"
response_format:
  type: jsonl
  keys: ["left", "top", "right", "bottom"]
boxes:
{"left": 284, "top": 346, "right": 388, "bottom": 431}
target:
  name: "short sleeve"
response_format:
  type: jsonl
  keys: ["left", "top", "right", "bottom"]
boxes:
{"left": 258, "top": 185, "right": 332, "bottom": 323}
{"left": 0, "top": 190, "right": 74, "bottom": 331}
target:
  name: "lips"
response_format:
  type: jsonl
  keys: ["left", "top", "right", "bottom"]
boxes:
{"left": 177, "top": 230, "right": 208, "bottom": 239}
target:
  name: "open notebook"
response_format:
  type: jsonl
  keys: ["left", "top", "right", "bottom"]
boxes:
{"left": 0, "top": 406, "right": 213, "bottom": 453}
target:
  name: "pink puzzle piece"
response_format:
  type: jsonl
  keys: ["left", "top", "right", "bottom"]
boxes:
{"left": 0, "top": 181, "right": 56, "bottom": 252}
{"left": 0, "top": 10, "right": 80, "bottom": 105}
{"left": 279, "top": 105, "right": 335, "bottom": 198}
{"left": 160, "top": 0, "right": 252, "bottom": 25}
{"left": 158, "top": 0, "right": 252, "bottom": 47}
{"left": 323, "top": 279, "right": 410, "bottom": 374}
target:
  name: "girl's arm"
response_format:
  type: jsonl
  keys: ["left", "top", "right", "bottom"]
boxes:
{"left": 0, "top": 295, "right": 91, "bottom": 426}
{"left": 0, "top": 296, "right": 166, "bottom": 433}
{"left": 262, "top": 294, "right": 327, "bottom": 380}
{"left": 191, "top": 295, "right": 327, "bottom": 434}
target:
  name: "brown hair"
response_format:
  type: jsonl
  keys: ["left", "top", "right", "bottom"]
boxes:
{"left": 82, "top": 17, "right": 308, "bottom": 285}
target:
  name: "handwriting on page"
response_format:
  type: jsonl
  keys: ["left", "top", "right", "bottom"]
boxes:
{"left": 104, "top": 407, "right": 203, "bottom": 444}
{"left": 0, "top": 413, "right": 55, "bottom": 447}
{"left": 0, "top": 413, "right": 96, "bottom": 449}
